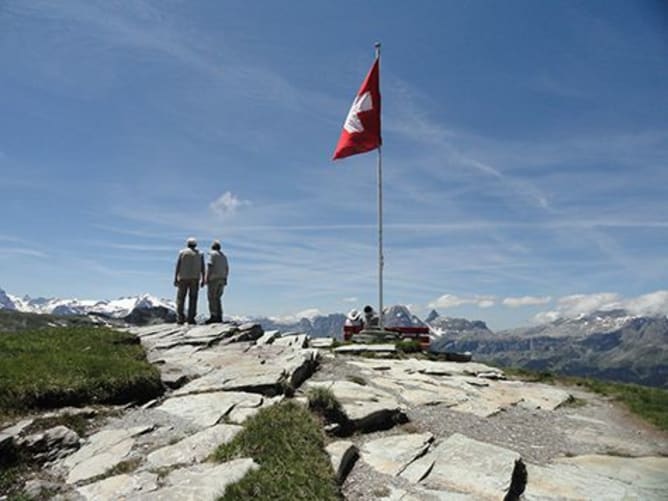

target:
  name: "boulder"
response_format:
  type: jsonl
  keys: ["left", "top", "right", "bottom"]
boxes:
{"left": 524, "top": 455, "right": 668, "bottom": 500}
{"left": 334, "top": 343, "right": 397, "bottom": 354}
{"left": 306, "top": 380, "right": 406, "bottom": 432}
{"left": 173, "top": 344, "right": 318, "bottom": 397}
{"left": 145, "top": 424, "right": 243, "bottom": 469}
{"left": 273, "top": 333, "right": 310, "bottom": 348}
{"left": 155, "top": 391, "right": 263, "bottom": 428}
{"left": 326, "top": 440, "right": 359, "bottom": 484}
{"left": 59, "top": 425, "right": 153, "bottom": 484}
{"left": 17, "top": 425, "right": 80, "bottom": 462}
{"left": 400, "top": 433, "right": 520, "bottom": 498}
{"left": 132, "top": 458, "right": 258, "bottom": 500}
{"left": 76, "top": 472, "right": 158, "bottom": 500}
{"left": 255, "top": 329, "right": 280, "bottom": 345}
{"left": 360, "top": 432, "right": 434, "bottom": 477}
{"left": 310, "top": 337, "right": 335, "bottom": 348}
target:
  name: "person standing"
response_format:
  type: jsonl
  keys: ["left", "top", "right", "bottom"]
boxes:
{"left": 174, "top": 237, "right": 205, "bottom": 324}
{"left": 205, "top": 240, "right": 229, "bottom": 324}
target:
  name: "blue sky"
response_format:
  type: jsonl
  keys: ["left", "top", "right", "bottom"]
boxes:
{"left": 1, "top": 0, "right": 667, "bottom": 329}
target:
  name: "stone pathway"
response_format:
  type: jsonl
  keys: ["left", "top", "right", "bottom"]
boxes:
{"left": 311, "top": 355, "right": 668, "bottom": 500}
{"left": 2, "top": 325, "right": 667, "bottom": 500}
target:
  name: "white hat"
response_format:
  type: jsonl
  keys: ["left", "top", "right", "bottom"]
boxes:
{"left": 348, "top": 309, "right": 360, "bottom": 321}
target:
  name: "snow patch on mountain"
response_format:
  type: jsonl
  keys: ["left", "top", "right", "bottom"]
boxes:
{"left": 383, "top": 304, "right": 427, "bottom": 328}
{"left": 0, "top": 288, "right": 17, "bottom": 310}
{"left": 0, "top": 287, "right": 175, "bottom": 320}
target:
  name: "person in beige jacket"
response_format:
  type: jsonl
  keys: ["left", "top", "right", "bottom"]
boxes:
{"left": 205, "top": 240, "right": 229, "bottom": 324}
{"left": 173, "top": 237, "right": 205, "bottom": 324}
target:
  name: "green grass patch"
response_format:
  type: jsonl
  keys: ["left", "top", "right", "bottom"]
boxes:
{"left": 395, "top": 339, "right": 422, "bottom": 354}
{"left": 505, "top": 367, "right": 668, "bottom": 431}
{"left": 307, "top": 387, "right": 348, "bottom": 425}
{"left": 0, "top": 326, "right": 163, "bottom": 417}
{"left": 24, "top": 413, "right": 90, "bottom": 437}
{"left": 213, "top": 401, "right": 340, "bottom": 500}
{"left": 574, "top": 378, "right": 668, "bottom": 431}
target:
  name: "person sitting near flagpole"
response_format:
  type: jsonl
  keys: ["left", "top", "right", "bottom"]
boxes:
{"left": 363, "top": 305, "right": 380, "bottom": 329}
{"left": 345, "top": 309, "right": 363, "bottom": 328}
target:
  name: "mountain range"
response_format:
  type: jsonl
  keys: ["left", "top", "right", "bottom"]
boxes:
{"left": 0, "top": 288, "right": 176, "bottom": 324}
{"left": 1, "top": 287, "right": 666, "bottom": 388}
{"left": 427, "top": 309, "right": 668, "bottom": 388}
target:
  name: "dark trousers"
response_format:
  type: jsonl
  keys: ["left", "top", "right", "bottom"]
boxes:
{"left": 176, "top": 279, "right": 199, "bottom": 322}
{"left": 207, "top": 279, "right": 225, "bottom": 320}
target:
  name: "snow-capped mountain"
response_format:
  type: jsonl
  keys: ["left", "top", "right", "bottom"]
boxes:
{"left": 255, "top": 304, "right": 428, "bottom": 339}
{"left": 0, "top": 287, "right": 176, "bottom": 325}
{"left": 383, "top": 305, "right": 428, "bottom": 328}
{"left": 497, "top": 309, "right": 639, "bottom": 340}
{"left": 428, "top": 308, "right": 668, "bottom": 388}
{"left": 426, "top": 310, "right": 493, "bottom": 337}
{"left": 256, "top": 313, "right": 347, "bottom": 339}
{"left": 0, "top": 288, "right": 16, "bottom": 310}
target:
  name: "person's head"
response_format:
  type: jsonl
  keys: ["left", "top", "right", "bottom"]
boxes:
{"left": 211, "top": 240, "right": 221, "bottom": 251}
{"left": 363, "top": 305, "right": 374, "bottom": 315}
{"left": 348, "top": 309, "right": 360, "bottom": 321}
{"left": 186, "top": 237, "right": 197, "bottom": 249}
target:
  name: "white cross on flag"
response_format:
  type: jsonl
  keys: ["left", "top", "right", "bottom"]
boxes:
{"left": 332, "top": 58, "right": 381, "bottom": 160}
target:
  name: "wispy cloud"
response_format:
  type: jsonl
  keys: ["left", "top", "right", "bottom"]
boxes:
{"left": 0, "top": 247, "right": 47, "bottom": 258}
{"left": 269, "top": 308, "right": 322, "bottom": 323}
{"left": 428, "top": 294, "right": 496, "bottom": 309}
{"left": 533, "top": 290, "right": 668, "bottom": 323}
{"left": 502, "top": 296, "right": 552, "bottom": 308}
{"left": 385, "top": 77, "right": 554, "bottom": 211}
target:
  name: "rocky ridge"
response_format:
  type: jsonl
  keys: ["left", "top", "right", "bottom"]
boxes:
{"left": 1, "top": 322, "right": 666, "bottom": 500}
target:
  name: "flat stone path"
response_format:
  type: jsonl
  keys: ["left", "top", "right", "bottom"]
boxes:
{"left": 311, "top": 353, "right": 668, "bottom": 500}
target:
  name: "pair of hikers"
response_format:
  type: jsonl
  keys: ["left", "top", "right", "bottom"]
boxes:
{"left": 173, "top": 237, "right": 229, "bottom": 325}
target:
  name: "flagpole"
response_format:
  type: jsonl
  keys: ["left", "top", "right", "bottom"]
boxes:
{"left": 375, "top": 42, "right": 384, "bottom": 330}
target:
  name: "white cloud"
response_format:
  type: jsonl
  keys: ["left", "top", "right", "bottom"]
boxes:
{"left": 623, "top": 290, "right": 668, "bottom": 316}
{"left": 428, "top": 294, "right": 496, "bottom": 309}
{"left": 554, "top": 293, "right": 621, "bottom": 317}
{"left": 502, "top": 296, "right": 552, "bottom": 308}
{"left": 209, "top": 191, "right": 250, "bottom": 218}
{"left": 532, "top": 290, "right": 668, "bottom": 323}
{"left": 532, "top": 310, "right": 561, "bottom": 324}
{"left": 342, "top": 297, "right": 358, "bottom": 303}
{"left": 269, "top": 308, "right": 322, "bottom": 323}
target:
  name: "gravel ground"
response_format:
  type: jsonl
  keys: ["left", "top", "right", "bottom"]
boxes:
{"left": 310, "top": 355, "right": 668, "bottom": 501}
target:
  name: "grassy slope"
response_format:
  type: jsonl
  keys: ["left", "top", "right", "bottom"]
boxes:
{"left": 0, "top": 309, "right": 98, "bottom": 333}
{"left": 214, "top": 401, "right": 340, "bottom": 500}
{"left": 505, "top": 367, "right": 668, "bottom": 431}
{"left": 0, "top": 326, "right": 162, "bottom": 418}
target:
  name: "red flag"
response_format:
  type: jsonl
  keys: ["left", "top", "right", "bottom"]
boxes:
{"left": 332, "top": 58, "right": 381, "bottom": 160}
